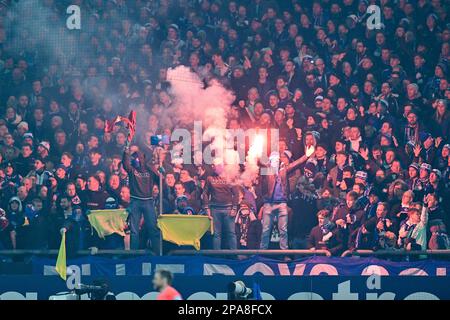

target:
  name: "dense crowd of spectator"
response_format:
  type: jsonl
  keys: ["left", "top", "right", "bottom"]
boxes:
{"left": 0, "top": 0, "right": 449, "bottom": 257}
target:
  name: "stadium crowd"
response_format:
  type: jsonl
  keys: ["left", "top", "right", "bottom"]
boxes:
{"left": 0, "top": 0, "right": 449, "bottom": 257}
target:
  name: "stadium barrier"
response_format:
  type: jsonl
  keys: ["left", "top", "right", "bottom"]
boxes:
{"left": 0, "top": 249, "right": 155, "bottom": 257}
{"left": 168, "top": 249, "right": 332, "bottom": 257}
{"left": 341, "top": 249, "right": 450, "bottom": 258}
{"left": 4, "top": 249, "right": 450, "bottom": 259}
{"left": 0, "top": 249, "right": 330, "bottom": 257}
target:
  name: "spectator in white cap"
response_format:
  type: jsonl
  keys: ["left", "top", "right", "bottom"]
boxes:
{"left": 22, "top": 132, "right": 34, "bottom": 146}
{"left": 407, "top": 162, "right": 421, "bottom": 192}
{"left": 37, "top": 141, "right": 50, "bottom": 162}
{"left": 15, "top": 121, "right": 29, "bottom": 138}
{"left": 355, "top": 171, "right": 368, "bottom": 185}
{"left": 420, "top": 163, "right": 432, "bottom": 175}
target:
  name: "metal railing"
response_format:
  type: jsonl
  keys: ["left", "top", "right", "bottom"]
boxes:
{"left": 4, "top": 249, "right": 450, "bottom": 259}
{"left": 168, "top": 249, "right": 332, "bottom": 257}
{"left": 341, "top": 249, "right": 450, "bottom": 258}
{"left": 0, "top": 249, "right": 331, "bottom": 258}
{"left": 0, "top": 249, "right": 155, "bottom": 257}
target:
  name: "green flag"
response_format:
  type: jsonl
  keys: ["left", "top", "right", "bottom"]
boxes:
{"left": 55, "top": 232, "right": 67, "bottom": 281}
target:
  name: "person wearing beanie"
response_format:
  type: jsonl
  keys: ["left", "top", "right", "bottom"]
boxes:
{"left": 414, "top": 132, "right": 437, "bottom": 164}
{"left": 21, "top": 131, "right": 33, "bottom": 144}
{"left": 424, "top": 169, "right": 444, "bottom": 200}
{"left": 235, "top": 201, "right": 262, "bottom": 249}
{"left": 354, "top": 170, "right": 368, "bottom": 185}
{"left": 37, "top": 141, "right": 51, "bottom": 162}
{"left": 362, "top": 189, "right": 380, "bottom": 220}
{"left": 410, "top": 162, "right": 431, "bottom": 200}
{"left": 303, "top": 161, "right": 317, "bottom": 180}
{"left": 406, "top": 162, "right": 420, "bottom": 191}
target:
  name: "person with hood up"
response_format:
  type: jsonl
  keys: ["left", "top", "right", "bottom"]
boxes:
{"left": 6, "top": 197, "right": 25, "bottom": 249}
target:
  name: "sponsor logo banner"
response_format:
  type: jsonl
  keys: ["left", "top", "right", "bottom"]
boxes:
{"left": 32, "top": 255, "right": 450, "bottom": 277}
{"left": 0, "top": 275, "right": 449, "bottom": 300}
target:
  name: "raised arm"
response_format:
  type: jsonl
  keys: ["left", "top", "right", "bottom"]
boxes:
{"left": 420, "top": 205, "right": 429, "bottom": 227}
{"left": 122, "top": 147, "right": 132, "bottom": 173}
{"left": 287, "top": 154, "right": 309, "bottom": 173}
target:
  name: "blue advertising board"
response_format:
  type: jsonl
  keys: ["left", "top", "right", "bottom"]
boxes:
{"left": 0, "top": 275, "right": 449, "bottom": 300}
{"left": 31, "top": 255, "right": 450, "bottom": 277}
{"left": 1, "top": 256, "right": 449, "bottom": 300}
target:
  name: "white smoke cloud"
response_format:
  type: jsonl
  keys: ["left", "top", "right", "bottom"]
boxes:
{"left": 166, "top": 66, "right": 270, "bottom": 183}
{"left": 165, "top": 66, "right": 234, "bottom": 129}
{"left": 5, "top": 0, "right": 83, "bottom": 69}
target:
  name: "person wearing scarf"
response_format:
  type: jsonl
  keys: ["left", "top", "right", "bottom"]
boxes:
{"left": 398, "top": 201, "right": 429, "bottom": 250}
{"left": 308, "top": 209, "right": 345, "bottom": 256}
{"left": 235, "top": 202, "right": 262, "bottom": 249}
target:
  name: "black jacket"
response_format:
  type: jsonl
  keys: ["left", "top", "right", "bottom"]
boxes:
{"left": 85, "top": 190, "right": 109, "bottom": 210}
{"left": 122, "top": 150, "right": 157, "bottom": 200}
{"left": 202, "top": 175, "right": 239, "bottom": 209}
{"left": 308, "top": 224, "right": 346, "bottom": 256}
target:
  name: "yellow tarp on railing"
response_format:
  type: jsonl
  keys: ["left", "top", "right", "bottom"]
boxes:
{"left": 157, "top": 214, "right": 212, "bottom": 250}
{"left": 88, "top": 209, "right": 129, "bottom": 239}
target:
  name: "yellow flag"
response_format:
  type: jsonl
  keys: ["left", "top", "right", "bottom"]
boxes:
{"left": 157, "top": 215, "right": 212, "bottom": 250}
{"left": 87, "top": 209, "right": 128, "bottom": 239}
{"left": 55, "top": 232, "right": 67, "bottom": 281}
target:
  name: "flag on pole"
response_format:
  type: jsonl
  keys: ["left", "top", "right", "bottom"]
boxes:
{"left": 105, "top": 111, "right": 136, "bottom": 142}
{"left": 55, "top": 232, "right": 67, "bottom": 281}
{"left": 104, "top": 115, "right": 122, "bottom": 133}
{"left": 127, "top": 110, "right": 136, "bottom": 142}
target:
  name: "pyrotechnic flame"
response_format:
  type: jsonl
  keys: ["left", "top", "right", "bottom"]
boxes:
{"left": 251, "top": 134, "right": 264, "bottom": 159}
{"left": 240, "top": 134, "right": 266, "bottom": 184}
